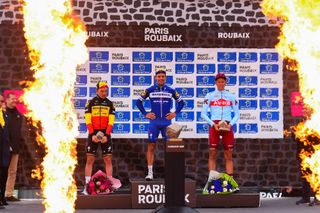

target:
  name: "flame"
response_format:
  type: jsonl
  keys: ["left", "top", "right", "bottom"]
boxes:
{"left": 261, "top": 0, "right": 320, "bottom": 199}
{"left": 21, "top": 0, "right": 88, "bottom": 212}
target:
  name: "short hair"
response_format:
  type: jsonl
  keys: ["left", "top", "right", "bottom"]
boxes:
{"left": 155, "top": 70, "right": 166, "bottom": 76}
{"left": 6, "top": 92, "right": 15, "bottom": 99}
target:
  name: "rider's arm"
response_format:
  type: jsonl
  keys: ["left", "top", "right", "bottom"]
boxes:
{"left": 201, "top": 94, "right": 214, "bottom": 126}
{"left": 172, "top": 90, "right": 185, "bottom": 114}
{"left": 106, "top": 102, "right": 115, "bottom": 136}
{"left": 85, "top": 100, "right": 94, "bottom": 134}
{"left": 136, "top": 88, "right": 150, "bottom": 116}
{"left": 229, "top": 95, "right": 240, "bottom": 126}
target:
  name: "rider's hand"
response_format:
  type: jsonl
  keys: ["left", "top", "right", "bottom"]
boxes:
{"left": 146, "top": 112, "right": 156, "bottom": 120}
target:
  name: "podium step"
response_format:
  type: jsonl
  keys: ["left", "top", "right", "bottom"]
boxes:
{"left": 76, "top": 192, "right": 131, "bottom": 209}
{"left": 196, "top": 192, "right": 260, "bottom": 208}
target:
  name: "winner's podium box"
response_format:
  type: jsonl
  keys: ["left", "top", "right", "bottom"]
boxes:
{"left": 130, "top": 179, "right": 196, "bottom": 209}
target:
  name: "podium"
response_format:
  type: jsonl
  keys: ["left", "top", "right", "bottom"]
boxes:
{"left": 153, "top": 138, "right": 198, "bottom": 213}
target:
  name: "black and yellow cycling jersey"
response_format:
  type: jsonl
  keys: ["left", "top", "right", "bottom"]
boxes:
{"left": 85, "top": 95, "right": 115, "bottom": 135}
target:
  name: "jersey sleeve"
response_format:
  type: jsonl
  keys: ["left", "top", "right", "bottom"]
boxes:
{"left": 106, "top": 102, "right": 115, "bottom": 135}
{"left": 201, "top": 94, "right": 214, "bottom": 126}
{"left": 136, "top": 87, "right": 150, "bottom": 115}
{"left": 84, "top": 99, "right": 94, "bottom": 134}
{"left": 172, "top": 89, "right": 184, "bottom": 114}
{"left": 229, "top": 94, "right": 240, "bottom": 126}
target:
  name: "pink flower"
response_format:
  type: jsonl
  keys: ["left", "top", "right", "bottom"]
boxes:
{"left": 91, "top": 191, "right": 97, "bottom": 195}
{"left": 88, "top": 181, "right": 95, "bottom": 188}
{"left": 96, "top": 181, "right": 101, "bottom": 186}
{"left": 100, "top": 185, "right": 106, "bottom": 190}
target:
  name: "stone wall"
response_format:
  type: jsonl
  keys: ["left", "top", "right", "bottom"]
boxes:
{"left": 0, "top": 0, "right": 303, "bottom": 190}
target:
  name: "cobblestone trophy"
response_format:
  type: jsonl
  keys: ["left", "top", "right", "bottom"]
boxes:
{"left": 153, "top": 123, "right": 198, "bottom": 213}
{"left": 218, "top": 120, "right": 230, "bottom": 131}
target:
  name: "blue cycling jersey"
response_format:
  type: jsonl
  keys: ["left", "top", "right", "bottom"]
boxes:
{"left": 201, "top": 89, "right": 240, "bottom": 126}
{"left": 136, "top": 84, "right": 185, "bottom": 142}
{"left": 136, "top": 84, "right": 184, "bottom": 120}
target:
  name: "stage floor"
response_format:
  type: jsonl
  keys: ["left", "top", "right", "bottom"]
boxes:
{"left": 2, "top": 198, "right": 319, "bottom": 213}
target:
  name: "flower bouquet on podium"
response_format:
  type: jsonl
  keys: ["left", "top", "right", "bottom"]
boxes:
{"left": 202, "top": 170, "right": 239, "bottom": 195}
{"left": 87, "top": 170, "right": 121, "bottom": 195}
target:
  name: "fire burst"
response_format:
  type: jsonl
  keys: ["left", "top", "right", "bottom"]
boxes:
{"left": 261, "top": 0, "right": 320, "bottom": 199}
{"left": 21, "top": 0, "right": 88, "bottom": 212}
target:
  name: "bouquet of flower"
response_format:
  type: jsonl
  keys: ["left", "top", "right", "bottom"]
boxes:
{"left": 202, "top": 171, "right": 239, "bottom": 195}
{"left": 87, "top": 170, "right": 114, "bottom": 195}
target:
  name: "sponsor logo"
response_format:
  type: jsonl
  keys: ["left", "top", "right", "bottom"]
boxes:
{"left": 75, "top": 75, "right": 87, "bottom": 85}
{"left": 196, "top": 64, "right": 215, "bottom": 74}
{"left": 260, "top": 88, "right": 279, "bottom": 98}
{"left": 89, "top": 87, "right": 97, "bottom": 97}
{"left": 111, "top": 63, "right": 130, "bottom": 74}
{"left": 87, "top": 31, "right": 109, "bottom": 38}
{"left": 175, "top": 88, "right": 194, "bottom": 98}
{"left": 217, "top": 32, "right": 250, "bottom": 39}
{"left": 150, "top": 92, "right": 173, "bottom": 99}
{"left": 239, "top": 88, "right": 258, "bottom": 98}
{"left": 197, "top": 53, "right": 215, "bottom": 61}
{"left": 175, "top": 52, "right": 194, "bottom": 62}
{"left": 196, "top": 88, "right": 215, "bottom": 98}
{"left": 196, "top": 123, "right": 210, "bottom": 134}
{"left": 239, "top": 100, "right": 258, "bottom": 110}
{"left": 239, "top": 52, "right": 258, "bottom": 62}
{"left": 260, "top": 111, "right": 280, "bottom": 122}
{"left": 113, "top": 123, "right": 130, "bottom": 134}
{"left": 132, "top": 51, "right": 152, "bottom": 62}
{"left": 165, "top": 76, "right": 173, "bottom": 86}
{"left": 260, "top": 52, "right": 279, "bottom": 62}
{"left": 196, "top": 76, "right": 214, "bottom": 86}
{"left": 111, "top": 53, "right": 129, "bottom": 60}
{"left": 260, "top": 64, "right": 279, "bottom": 74}
{"left": 73, "top": 99, "right": 87, "bottom": 109}
{"left": 217, "top": 64, "right": 237, "bottom": 74}
{"left": 175, "top": 111, "right": 194, "bottom": 122}
{"left": 176, "top": 77, "right": 194, "bottom": 85}
{"left": 111, "top": 87, "right": 130, "bottom": 98}
{"left": 144, "top": 27, "right": 183, "bottom": 42}
{"left": 89, "top": 63, "right": 109, "bottom": 73}
{"left": 239, "top": 123, "right": 258, "bottom": 134}
{"left": 74, "top": 87, "right": 87, "bottom": 97}
{"left": 115, "top": 111, "right": 130, "bottom": 122}
{"left": 89, "top": 51, "right": 109, "bottom": 62}
{"left": 133, "top": 76, "right": 152, "bottom": 86}
{"left": 175, "top": 64, "right": 194, "bottom": 74}
{"left": 261, "top": 124, "right": 279, "bottom": 133}
{"left": 217, "top": 52, "right": 237, "bottom": 62}
{"left": 260, "top": 100, "right": 279, "bottom": 110}
{"left": 132, "top": 111, "right": 149, "bottom": 122}
{"left": 78, "top": 123, "right": 87, "bottom": 134}
{"left": 239, "top": 76, "right": 258, "bottom": 86}
{"left": 181, "top": 100, "right": 194, "bottom": 110}
{"left": 226, "top": 75, "right": 237, "bottom": 86}
{"left": 210, "top": 99, "right": 232, "bottom": 106}
{"left": 154, "top": 52, "right": 173, "bottom": 62}
{"left": 260, "top": 77, "right": 278, "bottom": 85}
{"left": 113, "top": 100, "right": 130, "bottom": 108}
{"left": 89, "top": 76, "right": 102, "bottom": 84}
{"left": 240, "top": 113, "right": 257, "bottom": 121}
{"left": 133, "top": 123, "right": 149, "bottom": 134}
{"left": 111, "top": 75, "right": 130, "bottom": 86}
{"left": 133, "top": 64, "right": 152, "bottom": 74}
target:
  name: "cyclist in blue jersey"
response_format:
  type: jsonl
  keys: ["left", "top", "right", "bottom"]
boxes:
{"left": 136, "top": 70, "right": 185, "bottom": 180}
{"left": 201, "top": 73, "right": 240, "bottom": 178}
